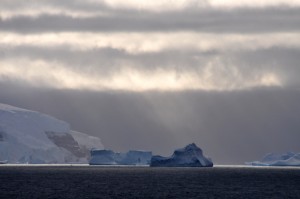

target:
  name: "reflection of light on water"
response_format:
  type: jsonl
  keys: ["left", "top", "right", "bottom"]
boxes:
{"left": 214, "top": 165, "right": 300, "bottom": 169}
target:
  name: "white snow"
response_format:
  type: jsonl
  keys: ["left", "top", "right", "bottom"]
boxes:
{"left": 0, "top": 103, "right": 104, "bottom": 164}
{"left": 246, "top": 152, "right": 300, "bottom": 166}
{"left": 70, "top": 130, "right": 103, "bottom": 150}
{"left": 150, "top": 143, "right": 213, "bottom": 167}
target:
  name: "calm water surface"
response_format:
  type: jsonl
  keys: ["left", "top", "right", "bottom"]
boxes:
{"left": 0, "top": 166, "right": 300, "bottom": 198}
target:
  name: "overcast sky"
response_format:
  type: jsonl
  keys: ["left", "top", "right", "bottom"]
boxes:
{"left": 1, "top": 0, "right": 300, "bottom": 164}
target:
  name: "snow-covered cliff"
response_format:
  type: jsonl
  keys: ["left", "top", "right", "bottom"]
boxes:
{"left": 150, "top": 143, "right": 213, "bottom": 167}
{"left": 0, "top": 103, "right": 103, "bottom": 164}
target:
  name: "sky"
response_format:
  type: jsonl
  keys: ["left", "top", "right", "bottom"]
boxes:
{"left": 1, "top": 0, "right": 300, "bottom": 164}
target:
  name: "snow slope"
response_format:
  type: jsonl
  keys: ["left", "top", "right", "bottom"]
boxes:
{"left": 246, "top": 152, "right": 300, "bottom": 166}
{"left": 150, "top": 143, "right": 213, "bottom": 167}
{"left": 0, "top": 103, "right": 103, "bottom": 164}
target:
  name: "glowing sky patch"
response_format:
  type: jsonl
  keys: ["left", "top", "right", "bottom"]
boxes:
{"left": 0, "top": 59, "right": 282, "bottom": 91}
{"left": 1, "top": 32, "right": 300, "bottom": 53}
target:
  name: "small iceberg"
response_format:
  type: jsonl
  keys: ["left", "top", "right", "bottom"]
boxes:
{"left": 0, "top": 160, "right": 8, "bottom": 164}
{"left": 246, "top": 152, "right": 300, "bottom": 166}
{"left": 150, "top": 143, "right": 213, "bottom": 167}
{"left": 89, "top": 149, "right": 152, "bottom": 165}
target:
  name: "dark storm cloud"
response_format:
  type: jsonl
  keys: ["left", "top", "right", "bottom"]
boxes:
{"left": 2, "top": 7, "right": 300, "bottom": 33}
{"left": 0, "top": 84, "right": 300, "bottom": 164}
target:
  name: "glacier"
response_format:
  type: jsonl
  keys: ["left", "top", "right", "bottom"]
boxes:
{"left": 0, "top": 103, "right": 104, "bottom": 164}
{"left": 150, "top": 143, "right": 213, "bottom": 167}
{"left": 246, "top": 152, "right": 300, "bottom": 166}
{"left": 89, "top": 149, "right": 152, "bottom": 165}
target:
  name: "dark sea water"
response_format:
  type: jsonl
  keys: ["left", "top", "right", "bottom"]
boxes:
{"left": 0, "top": 166, "right": 300, "bottom": 199}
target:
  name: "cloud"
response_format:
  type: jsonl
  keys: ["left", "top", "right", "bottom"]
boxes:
{"left": 2, "top": 32, "right": 300, "bottom": 53}
{"left": 1, "top": 7, "right": 300, "bottom": 33}
{"left": 0, "top": 57, "right": 282, "bottom": 91}
{"left": 2, "top": 0, "right": 300, "bottom": 14}
{"left": 2, "top": 31, "right": 300, "bottom": 91}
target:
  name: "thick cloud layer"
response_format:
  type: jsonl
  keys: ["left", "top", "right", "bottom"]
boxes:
{"left": 0, "top": 85, "right": 300, "bottom": 164}
{"left": 2, "top": 8, "right": 300, "bottom": 33}
{"left": 1, "top": 0, "right": 300, "bottom": 163}
{"left": 1, "top": 1, "right": 300, "bottom": 91}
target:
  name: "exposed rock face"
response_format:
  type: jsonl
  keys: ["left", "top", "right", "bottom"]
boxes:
{"left": 150, "top": 143, "right": 213, "bottom": 167}
{"left": 246, "top": 152, "right": 300, "bottom": 166}
{"left": 0, "top": 103, "right": 103, "bottom": 164}
{"left": 89, "top": 149, "right": 152, "bottom": 165}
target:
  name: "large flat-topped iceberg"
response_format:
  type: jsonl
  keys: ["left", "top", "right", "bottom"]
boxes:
{"left": 150, "top": 143, "right": 213, "bottom": 167}
{"left": 0, "top": 103, "right": 103, "bottom": 164}
{"left": 246, "top": 152, "right": 300, "bottom": 166}
{"left": 89, "top": 149, "right": 152, "bottom": 165}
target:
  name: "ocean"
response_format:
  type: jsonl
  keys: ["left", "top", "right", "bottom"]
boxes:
{"left": 0, "top": 166, "right": 299, "bottom": 198}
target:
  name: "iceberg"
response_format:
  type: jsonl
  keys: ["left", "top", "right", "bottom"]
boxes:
{"left": 0, "top": 160, "right": 8, "bottom": 164}
{"left": 122, "top": 150, "right": 152, "bottom": 165}
{"left": 89, "top": 150, "right": 117, "bottom": 165}
{"left": 150, "top": 143, "right": 213, "bottom": 167}
{"left": 246, "top": 152, "right": 300, "bottom": 166}
{"left": 89, "top": 149, "right": 152, "bottom": 165}
{"left": 0, "top": 103, "right": 104, "bottom": 164}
